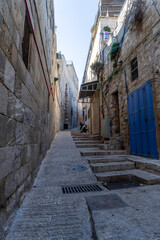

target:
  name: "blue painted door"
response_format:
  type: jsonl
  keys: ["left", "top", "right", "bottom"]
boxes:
{"left": 128, "top": 81, "right": 158, "bottom": 159}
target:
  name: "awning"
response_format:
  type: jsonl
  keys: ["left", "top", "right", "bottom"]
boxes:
{"left": 79, "top": 80, "right": 99, "bottom": 99}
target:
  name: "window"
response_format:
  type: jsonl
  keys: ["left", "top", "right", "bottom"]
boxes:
{"left": 22, "top": 11, "right": 32, "bottom": 69}
{"left": 131, "top": 57, "right": 138, "bottom": 81}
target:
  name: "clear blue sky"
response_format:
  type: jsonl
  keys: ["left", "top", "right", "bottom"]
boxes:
{"left": 54, "top": 0, "right": 99, "bottom": 85}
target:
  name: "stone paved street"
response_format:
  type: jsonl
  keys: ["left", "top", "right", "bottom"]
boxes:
{"left": 5, "top": 131, "right": 160, "bottom": 240}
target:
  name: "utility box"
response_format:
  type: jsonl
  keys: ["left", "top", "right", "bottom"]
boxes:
{"left": 101, "top": 118, "right": 111, "bottom": 138}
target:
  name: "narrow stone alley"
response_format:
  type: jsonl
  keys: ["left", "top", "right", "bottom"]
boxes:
{"left": 1, "top": 0, "right": 160, "bottom": 239}
{"left": 5, "top": 131, "right": 160, "bottom": 240}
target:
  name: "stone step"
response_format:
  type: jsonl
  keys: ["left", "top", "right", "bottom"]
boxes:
{"left": 87, "top": 155, "right": 129, "bottom": 164}
{"left": 90, "top": 161, "right": 135, "bottom": 172}
{"left": 76, "top": 144, "right": 101, "bottom": 148}
{"left": 71, "top": 133, "right": 90, "bottom": 136}
{"left": 73, "top": 138, "right": 90, "bottom": 140}
{"left": 80, "top": 148, "right": 127, "bottom": 157}
{"left": 73, "top": 139, "right": 91, "bottom": 142}
{"left": 99, "top": 144, "right": 123, "bottom": 150}
{"left": 95, "top": 169, "right": 160, "bottom": 185}
{"left": 75, "top": 141, "right": 101, "bottom": 144}
{"left": 72, "top": 137, "right": 90, "bottom": 139}
{"left": 72, "top": 135, "right": 90, "bottom": 138}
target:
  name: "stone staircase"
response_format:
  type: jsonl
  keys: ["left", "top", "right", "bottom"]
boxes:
{"left": 71, "top": 133, "right": 103, "bottom": 149}
{"left": 71, "top": 132, "right": 160, "bottom": 187}
{"left": 88, "top": 155, "right": 160, "bottom": 186}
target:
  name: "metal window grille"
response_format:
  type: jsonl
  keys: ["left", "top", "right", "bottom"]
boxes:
{"left": 131, "top": 57, "right": 138, "bottom": 81}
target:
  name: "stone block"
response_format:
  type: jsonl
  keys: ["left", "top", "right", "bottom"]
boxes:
{"left": 0, "top": 12, "right": 3, "bottom": 28}
{"left": 0, "top": 145, "right": 21, "bottom": 181}
{"left": 20, "top": 83, "right": 32, "bottom": 109}
{"left": 16, "top": 122, "right": 25, "bottom": 145}
{"left": 25, "top": 71, "right": 38, "bottom": 103}
{"left": 7, "top": 91, "right": 16, "bottom": 117}
{"left": 6, "top": 118, "right": 16, "bottom": 146}
{"left": 6, "top": 191, "right": 17, "bottom": 215}
{"left": 24, "top": 107, "right": 35, "bottom": 127}
{"left": 26, "top": 144, "right": 32, "bottom": 163}
{"left": 7, "top": 92, "right": 24, "bottom": 122}
{"left": 5, "top": 171, "right": 17, "bottom": 199}
{"left": 4, "top": 59, "right": 15, "bottom": 92}
{"left": 17, "top": 53, "right": 27, "bottom": 82}
{"left": 16, "top": 164, "right": 29, "bottom": 187}
{"left": 0, "top": 82, "right": 8, "bottom": 115}
{"left": 0, "top": 48, "right": 6, "bottom": 79}
{"left": 24, "top": 125, "right": 34, "bottom": 144}
{"left": 12, "top": 153, "right": 22, "bottom": 172}
{"left": 10, "top": 0, "right": 24, "bottom": 38}
{"left": 11, "top": 43, "right": 18, "bottom": 70}
{"left": 15, "top": 98, "right": 24, "bottom": 122}
{"left": 13, "top": 29, "right": 20, "bottom": 52}
{"left": 0, "top": 178, "right": 5, "bottom": 207}
{"left": 0, "top": 114, "right": 7, "bottom": 147}
{"left": 0, "top": 22, "right": 12, "bottom": 60}
{"left": 20, "top": 145, "right": 27, "bottom": 166}
{"left": 14, "top": 73, "right": 22, "bottom": 98}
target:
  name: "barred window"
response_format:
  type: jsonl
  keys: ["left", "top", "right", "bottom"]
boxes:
{"left": 22, "top": 11, "right": 32, "bottom": 69}
{"left": 131, "top": 57, "right": 138, "bottom": 81}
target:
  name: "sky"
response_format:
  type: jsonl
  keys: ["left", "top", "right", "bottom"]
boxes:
{"left": 54, "top": 0, "right": 99, "bottom": 86}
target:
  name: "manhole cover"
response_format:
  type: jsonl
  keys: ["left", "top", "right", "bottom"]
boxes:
{"left": 86, "top": 194, "right": 128, "bottom": 211}
{"left": 70, "top": 165, "right": 87, "bottom": 172}
{"left": 103, "top": 181, "right": 141, "bottom": 190}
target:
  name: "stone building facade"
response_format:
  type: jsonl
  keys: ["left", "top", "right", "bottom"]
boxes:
{"left": 80, "top": 0, "right": 125, "bottom": 135}
{"left": 0, "top": 0, "right": 60, "bottom": 234}
{"left": 80, "top": 0, "right": 160, "bottom": 159}
{"left": 57, "top": 54, "right": 79, "bottom": 130}
{"left": 102, "top": 0, "right": 160, "bottom": 158}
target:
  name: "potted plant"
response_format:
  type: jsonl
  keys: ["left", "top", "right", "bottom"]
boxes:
{"left": 103, "top": 26, "right": 111, "bottom": 32}
{"left": 110, "top": 42, "right": 119, "bottom": 61}
{"left": 91, "top": 24, "right": 97, "bottom": 38}
{"left": 90, "top": 61, "right": 104, "bottom": 81}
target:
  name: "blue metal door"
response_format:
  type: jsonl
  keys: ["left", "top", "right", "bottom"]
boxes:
{"left": 128, "top": 81, "right": 158, "bottom": 159}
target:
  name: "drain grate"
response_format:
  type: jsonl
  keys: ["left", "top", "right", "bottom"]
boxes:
{"left": 62, "top": 184, "right": 102, "bottom": 194}
{"left": 103, "top": 181, "right": 141, "bottom": 190}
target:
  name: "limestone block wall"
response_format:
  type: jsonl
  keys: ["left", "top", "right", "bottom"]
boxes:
{"left": 58, "top": 55, "right": 79, "bottom": 130}
{"left": 0, "top": 0, "right": 58, "bottom": 233}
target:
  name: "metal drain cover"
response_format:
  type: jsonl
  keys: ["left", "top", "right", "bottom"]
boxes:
{"left": 62, "top": 184, "right": 102, "bottom": 194}
{"left": 70, "top": 165, "right": 87, "bottom": 172}
{"left": 103, "top": 181, "right": 141, "bottom": 190}
{"left": 86, "top": 194, "right": 128, "bottom": 211}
